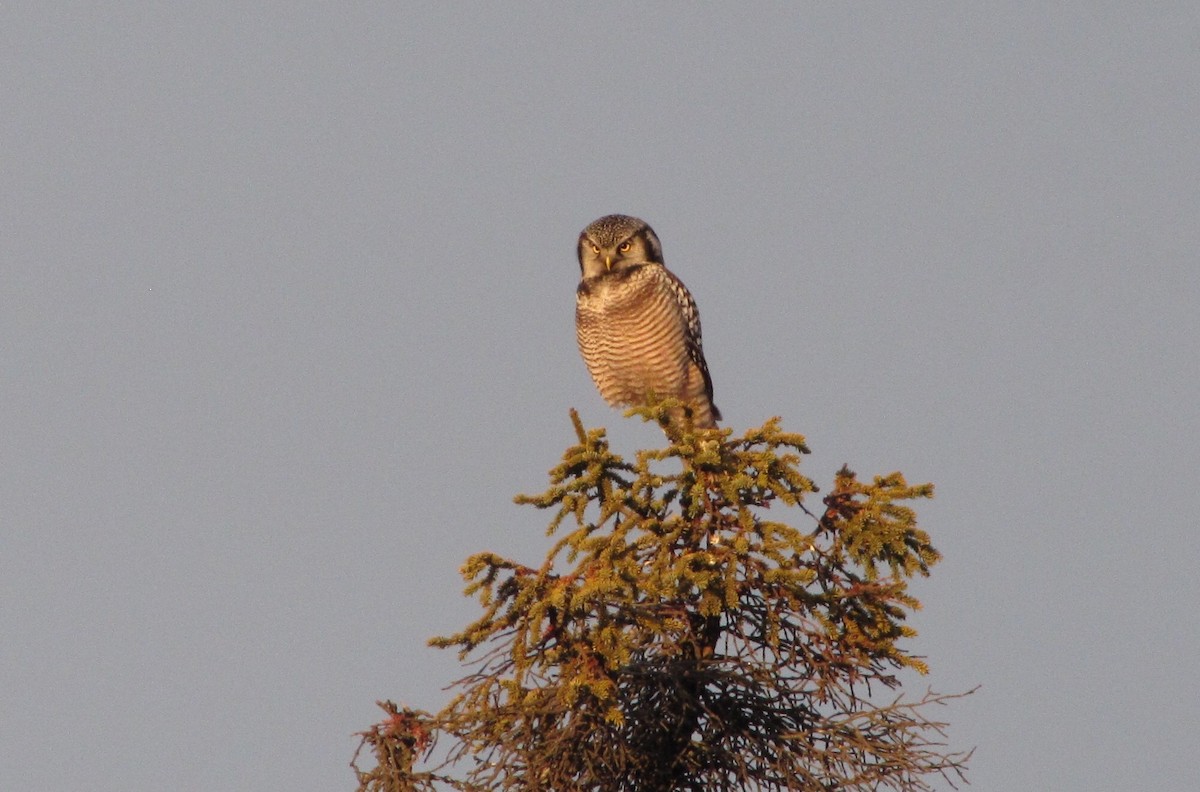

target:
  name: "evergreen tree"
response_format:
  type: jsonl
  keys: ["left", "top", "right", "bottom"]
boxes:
{"left": 353, "top": 404, "right": 971, "bottom": 791}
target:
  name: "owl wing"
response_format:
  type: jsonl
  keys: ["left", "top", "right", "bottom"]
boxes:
{"left": 661, "top": 267, "right": 721, "bottom": 422}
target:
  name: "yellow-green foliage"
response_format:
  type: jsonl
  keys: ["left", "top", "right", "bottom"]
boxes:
{"left": 360, "top": 403, "right": 970, "bottom": 791}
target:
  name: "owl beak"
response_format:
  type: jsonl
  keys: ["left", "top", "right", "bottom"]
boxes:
{"left": 605, "top": 255, "right": 612, "bottom": 270}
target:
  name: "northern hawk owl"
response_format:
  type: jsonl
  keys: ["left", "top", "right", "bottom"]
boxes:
{"left": 575, "top": 214, "right": 721, "bottom": 430}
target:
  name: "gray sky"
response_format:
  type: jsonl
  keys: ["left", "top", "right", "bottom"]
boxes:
{"left": 3, "top": 4, "right": 1197, "bottom": 790}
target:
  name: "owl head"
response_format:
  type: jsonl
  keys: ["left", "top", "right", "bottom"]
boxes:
{"left": 577, "top": 214, "right": 664, "bottom": 279}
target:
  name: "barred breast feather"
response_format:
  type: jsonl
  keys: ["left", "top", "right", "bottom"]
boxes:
{"left": 576, "top": 263, "right": 720, "bottom": 429}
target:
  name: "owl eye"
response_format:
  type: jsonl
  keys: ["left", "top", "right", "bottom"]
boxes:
{"left": 590, "top": 243, "right": 601, "bottom": 254}
{"left": 618, "top": 242, "right": 632, "bottom": 253}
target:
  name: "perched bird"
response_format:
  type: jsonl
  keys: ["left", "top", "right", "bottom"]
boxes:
{"left": 575, "top": 214, "right": 721, "bottom": 430}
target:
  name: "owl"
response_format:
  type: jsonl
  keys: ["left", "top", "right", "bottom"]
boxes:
{"left": 575, "top": 214, "right": 721, "bottom": 430}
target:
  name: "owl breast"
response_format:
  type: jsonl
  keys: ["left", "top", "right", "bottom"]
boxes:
{"left": 575, "top": 265, "right": 694, "bottom": 412}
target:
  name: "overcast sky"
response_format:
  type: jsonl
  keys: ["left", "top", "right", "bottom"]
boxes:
{"left": 3, "top": 4, "right": 1197, "bottom": 790}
